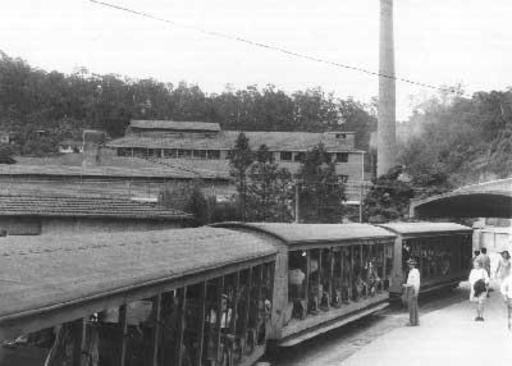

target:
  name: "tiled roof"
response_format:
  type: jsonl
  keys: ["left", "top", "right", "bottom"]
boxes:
{"left": 215, "top": 223, "right": 396, "bottom": 246}
{"left": 0, "top": 162, "right": 227, "bottom": 180}
{"left": 129, "top": 120, "right": 221, "bottom": 131}
{"left": 378, "top": 222, "right": 472, "bottom": 235}
{"left": 108, "top": 130, "right": 360, "bottom": 152}
{"left": 0, "top": 227, "right": 276, "bottom": 321}
{"left": 0, "top": 195, "right": 192, "bottom": 220}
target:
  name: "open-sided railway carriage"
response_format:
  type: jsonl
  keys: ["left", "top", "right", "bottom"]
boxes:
{"left": 214, "top": 223, "right": 397, "bottom": 347}
{"left": 0, "top": 227, "right": 276, "bottom": 366}
{"left": 379, "top": 222, "right": 473, "bottom": 297}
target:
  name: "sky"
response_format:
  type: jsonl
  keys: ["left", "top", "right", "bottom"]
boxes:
{"left": 1, "top": 0, "right": 512, "bottom": 120}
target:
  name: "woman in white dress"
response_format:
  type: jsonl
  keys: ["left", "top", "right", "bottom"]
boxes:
{"left": 468, "top": 260, "right": 490, "bottom": 321}
{"left": 495, "top": 250, "right": 511, "bottom": 284}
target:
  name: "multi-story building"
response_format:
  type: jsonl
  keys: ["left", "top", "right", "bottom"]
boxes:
{"left": 106, "top": 120, "right": 366, "bottom": 201}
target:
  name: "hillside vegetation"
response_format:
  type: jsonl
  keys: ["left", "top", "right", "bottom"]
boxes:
{"left": 0, "top": 52, "right": 375, "bottom": 156}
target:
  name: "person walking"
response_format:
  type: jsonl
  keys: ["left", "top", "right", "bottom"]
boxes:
{"left": 478, "top": 248, "right": 491, "bottom": 277}
{"left": 500, "top": 271, "right": 512, "bottom": 331}
{"left": 472, "top": 250, "right": 480, "bottom": 266}
{"left": 469, "top": 260, "right": 490, "bottom": 321}
{"left": 403, "top": 258, "right": 420, "bottom": 326}
{"left": 495, "top": 250, "right": 511, "bottom": 284}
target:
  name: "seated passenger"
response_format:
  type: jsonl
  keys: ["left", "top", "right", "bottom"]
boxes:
{"left": 308, "top": 282, "right": 322, "bottom": 314}
{"left": 353, "top": 274, "right": 364, "bottom": 301}
{"left": 288, "top": 268, "right": 306, "bottom": 320}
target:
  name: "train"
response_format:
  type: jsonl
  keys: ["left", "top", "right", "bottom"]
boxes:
{"left": 0, "top": 221, "right": 473, "bottom": 366}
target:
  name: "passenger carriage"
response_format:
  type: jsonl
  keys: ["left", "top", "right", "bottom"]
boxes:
{"left": 0, "top": 227, "right": 276, "bottom": 366}
{"left": 378, "top": 222, "right": 473, "bottom": 297}
{"left": 214, "top": 223, "right": 396, "bottom": 347}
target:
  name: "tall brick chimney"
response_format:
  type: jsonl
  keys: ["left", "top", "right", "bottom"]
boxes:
{"left": 377, "top": 0, "right": 397, "bottom": 177}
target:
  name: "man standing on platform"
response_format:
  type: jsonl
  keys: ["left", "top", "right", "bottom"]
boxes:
{"left": 478, "top": 248, "right": 491, "bottom": 277}
{"left": 403, "top": 258, "right": 420, "bottom": 326}
{"left": 500, "top": 272, "right": 512, "bottom": 331}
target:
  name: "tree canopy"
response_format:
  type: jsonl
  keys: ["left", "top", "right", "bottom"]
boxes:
{"left": 399, "top": 88, "right": 512, "bottom": 189}
{"left": 0, "top": 52, "right": 377, "bottom": 156}
{"left": 296, "top": 144, "right": 346, "bottom": 223}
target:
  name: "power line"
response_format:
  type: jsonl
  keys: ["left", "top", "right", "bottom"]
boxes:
{"left": 89, "top": 0, "right": 463, "bottom": 95}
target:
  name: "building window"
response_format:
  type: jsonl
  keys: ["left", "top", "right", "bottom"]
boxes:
{"left": 117, "top": 148, "right": 130, "bottom": 157}
{"left": 133, "top": 148, "right": 146, "bottom": 158}
{"left": 280, "top": 151, "right": 292, "bottom": 161}
{"left": 148, "top": 149, "right": 160, "bottom": 158}
{"left": 163, "top": 149, "right": 177, "bottom": 158}
{"left": 294, "top": 152, "right": 305, "bottom": 162}
{"left": 339, "top": 175, "right": 349, "bottom": 183}
{"left": 193, "top": 150, "right": 207, "bottom": 159}
{"left": 336, "top": 153, "right": 349, "bottom": 163}
{"left": 208, "top": 150, "right": 220, "bottom": 160}
{"left": 178, "top": 149, "right": 192, "bottom": 158}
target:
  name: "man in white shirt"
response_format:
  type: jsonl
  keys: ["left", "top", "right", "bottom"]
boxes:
{"left": 403, "top": 258, "right": 420, "bottom": 326}
{"left": 500, "top": 272, "right": 512, "bottom": 331}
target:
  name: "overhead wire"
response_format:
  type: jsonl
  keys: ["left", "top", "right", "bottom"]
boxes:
{"left": 89, "top": 0, "right": 464, "bottom": 96}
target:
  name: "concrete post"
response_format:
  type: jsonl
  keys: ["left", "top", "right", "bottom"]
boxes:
{"left": 377, "top": 0, "right": 397, "bottom": 177}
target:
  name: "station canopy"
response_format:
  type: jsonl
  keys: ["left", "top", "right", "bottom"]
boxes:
{"left": 411, "top": 178, "right": 512, "bottom": 219}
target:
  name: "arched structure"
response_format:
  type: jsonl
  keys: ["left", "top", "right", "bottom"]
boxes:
{"left": 411, "top": 190, "right": 512, "bottom": 219}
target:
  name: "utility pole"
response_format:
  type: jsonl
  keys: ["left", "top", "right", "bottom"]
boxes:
{"left": 359, "top": 152, "right": 365, "bottom": 223}
{"left": 377, "top": 0, "right": 397, "bottom": 177}
{"left": 294, "top": 179, "right": 300, "bottom": 223}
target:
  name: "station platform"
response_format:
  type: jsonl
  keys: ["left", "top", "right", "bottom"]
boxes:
{"left": 342, "top": 281, "right": 512, "bottom": 366}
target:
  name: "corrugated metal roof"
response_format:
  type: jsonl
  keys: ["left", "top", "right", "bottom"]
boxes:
{"left": 216, "top": 222, "right": 396, "bottom": 245}
{"left": 0, "top": 195, "right": 192, "bottom": 220}
{"left": 378, "top": 222, "right": 472, "bottom": 235}
{"left": 108, "top": 131, "right": 361, "bottom": 152}
{"left": 130, "top": 120, "right": 221, "bottom": 132}
{"left": 0, "top": 227, "right": 276, "bottom": 320}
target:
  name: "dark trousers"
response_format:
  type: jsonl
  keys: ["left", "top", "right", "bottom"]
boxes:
{"left": 407, "top": 290, "right": 419, "bottom": 326}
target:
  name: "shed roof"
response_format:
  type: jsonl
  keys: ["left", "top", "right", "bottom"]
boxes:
{"left": 215, "top": 222, "right": 395, "bottom": 246}
{"left": 0, "top": 227, "right": 275, "bottom": 323}
{"left": 108, "top": 131, "right": 360, "bottom": 152}
{"left": 378, "top": 222, "right": 472, "bottom": 235}
{"left": 0, "top": 162, "right": 227, "bottom": 180}
{"left": 130, "top": 120, "right": 221, "bottom": 132}
{"left": 0, "top": 195, "right": 192, "bottom": 220}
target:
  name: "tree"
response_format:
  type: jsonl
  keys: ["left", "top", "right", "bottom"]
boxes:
{"left": 296, "top": 144, "right": 346, "bottom": 223}
{"left": 399, "top": 87, "right": 512, "bottom": 188}
{"left": 158, "top": 181, "right": 212, "bottom": 226}
{"left": 0, "top": 144, "right": 15, "bottom": 164}
{"left": 246, "top": 145, "right": 293, "bottom": 222}
{"left": 363, "top": 166, "right": 415, "bottom": 223}
{"left": 229, "top": 133, "right": 254, "bottom": 220}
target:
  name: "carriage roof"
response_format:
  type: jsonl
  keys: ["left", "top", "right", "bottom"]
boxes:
{"left": 378, "top": 222, "right": 472, "bottom": 236}
{"left": 215, "top": 223, "right": 396, "bottom": 246}
{"left": 0, "top": 227, "right": 276, "bottom": 327}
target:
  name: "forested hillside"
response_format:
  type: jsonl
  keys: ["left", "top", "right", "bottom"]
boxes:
{"left": 0, "top": 52, "right": 375, "bottom": 155}
{"left": 1, "top": 51, "right": 510, "bottom": 192}
{"left": 399, "top": 89, "right": 512, "bottom": 191}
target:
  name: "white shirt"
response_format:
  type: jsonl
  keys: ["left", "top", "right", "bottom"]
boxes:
{"left": 500, "top": 274, "right": 512, "bottom": 299}
{"left": 406, "top": 268, "right": 421, "bottom": 295}
{"left": 469, "top": 268, "right": 489, "bottom": 286}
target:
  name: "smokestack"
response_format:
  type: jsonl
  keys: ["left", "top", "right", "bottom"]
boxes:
{"left": 377, "top": 0, "right": 397, "bottom": 177}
